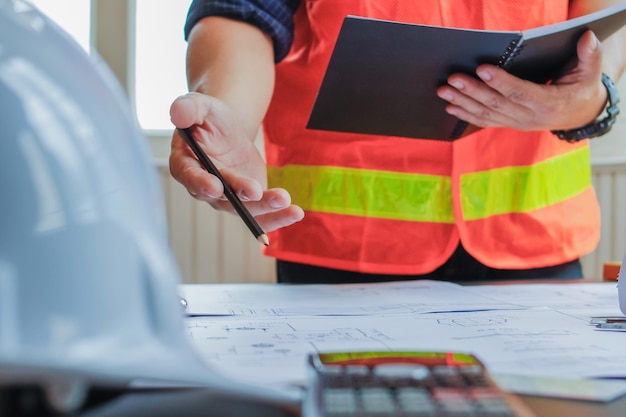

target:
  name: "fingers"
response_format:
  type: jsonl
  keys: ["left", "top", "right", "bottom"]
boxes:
{"left": 255, "top": 205, "right": 306, "bottom": 232}
{"left": 211, "top": 187, "right": 289, "bottom": 214}
{"left": 436, "top": 29, "right": 606, "bottom": 132}
{"left": 437, "top": 68, "right": 535, "bottom": 129}
{"left": 170, "top": 161, "right": 305, "bottom": 231}
{"left": 252, "top": 188, "right": 305, "bottom": 232}
{"left": 170, "top": 146, "right": 265, "bottom": 203}
{"left": 171, "top": 161, "right": 305, "bottom": 233}
{"left": 169, "top": 145, "right": 225, "bottom": 200}
{"left": 210, "top": 188, "right": 305, "bottom": 232}
{"left": 220, "top": 168, "right": 264, "bottom": 201}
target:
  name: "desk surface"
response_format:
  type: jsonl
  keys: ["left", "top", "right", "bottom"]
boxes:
{"left": 5, "top": 280, "right": 623, "bottom": 417}
{"left": 81, "top": 388, "right": 626, "bottom": 417}
{"left": 480, "top": 277, "right": 626, "bottom": 416}
{"left": 181, "top": 279, "right": 626, "bottom": 417}
{"left": 522, "top": 393, "right": 626, "bottom": 417}
{"left": 10, "top": 384, "right": 618, "bottom": 417}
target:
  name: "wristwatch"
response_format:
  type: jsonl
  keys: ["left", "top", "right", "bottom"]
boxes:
{"left": 551, "top": 73, "right": 621, "bottom": 142}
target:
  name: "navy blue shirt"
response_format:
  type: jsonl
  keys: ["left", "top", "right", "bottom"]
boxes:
{"left": 184, "top": 0, "right": 301, "bottom": 62}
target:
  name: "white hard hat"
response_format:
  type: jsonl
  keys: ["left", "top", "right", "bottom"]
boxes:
{"left": 0, "top": 1, "right": 298, "bottom": 415}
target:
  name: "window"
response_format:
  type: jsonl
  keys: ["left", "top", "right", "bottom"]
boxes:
{"left": 134, "top": 0, "right": 193, "bottom": 131}
{"left": 29, "top": 0, "right": 91, "bottom": 52}
{"left": 29, "top": 0, "right": 192, "bottom": 133}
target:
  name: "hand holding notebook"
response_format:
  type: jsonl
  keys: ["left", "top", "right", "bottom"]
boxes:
{"left": 307, "top": 3, "right": 626, "bottom": 140}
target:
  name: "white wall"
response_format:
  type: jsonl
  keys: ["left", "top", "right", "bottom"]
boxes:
{"left": 589, "top": 76, "right": 626, "bottom": 163}
{"left": 581, "top": 75, "right": 626, "bottom": 278}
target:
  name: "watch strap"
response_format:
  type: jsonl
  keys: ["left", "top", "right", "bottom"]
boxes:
{"left": 551, "top": 73, "right": 621, "bottom": 142}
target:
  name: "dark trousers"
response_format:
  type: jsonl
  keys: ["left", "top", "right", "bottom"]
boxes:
{"left": 276, "top": 244, "right": 583, "bottom": 284}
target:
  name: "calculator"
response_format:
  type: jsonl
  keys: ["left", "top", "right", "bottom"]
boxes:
{"left": 302, "top": 351, "right": 535, "bottom": 417}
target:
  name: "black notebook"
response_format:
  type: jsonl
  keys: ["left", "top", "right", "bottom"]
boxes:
{"left": 307, "top": 3, "right": 626, "bottom": 141}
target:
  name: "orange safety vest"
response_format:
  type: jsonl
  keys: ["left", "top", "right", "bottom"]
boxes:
{"left": 262, "top": 0, "right": 600, "bottom": 274}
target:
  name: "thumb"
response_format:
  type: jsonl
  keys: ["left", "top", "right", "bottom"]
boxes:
{"left": 170, "top": 92, "right": 220, "bottom": 129}
{"left": 575, "top": 30, "right": 603, "bottom": 76}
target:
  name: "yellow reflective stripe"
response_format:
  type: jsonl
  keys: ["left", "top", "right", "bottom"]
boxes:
{"left": 461, "top": 146, "right": 591, "bottom": 220}
{"left": 267, "top": 165, "right": 454, "bottom": 223}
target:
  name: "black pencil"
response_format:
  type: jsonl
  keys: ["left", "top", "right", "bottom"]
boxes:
{"left": 177, "top": 127, "right": 269, "bottom": 246}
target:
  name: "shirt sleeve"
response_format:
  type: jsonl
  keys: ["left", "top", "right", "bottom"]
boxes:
{"left": 184, "top": 0, "right": 302, "bottom": 63}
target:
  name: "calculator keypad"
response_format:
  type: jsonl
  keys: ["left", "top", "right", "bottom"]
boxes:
{"left": 316, "top": 363, "right": 516, "bottom": 417}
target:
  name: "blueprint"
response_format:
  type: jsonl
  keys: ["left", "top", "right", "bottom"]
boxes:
{"left": 181, "top": 280, "right": 527, "bottom": 316}
{"left": 182, "top": 281, "right": 626, "bottom": 401}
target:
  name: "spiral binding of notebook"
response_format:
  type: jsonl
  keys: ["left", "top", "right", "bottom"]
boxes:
{"left": 498, "top": 40, "right": 525, "bottom": 70}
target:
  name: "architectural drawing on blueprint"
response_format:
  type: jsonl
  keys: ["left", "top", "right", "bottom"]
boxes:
{"left": 186, "top": 308, "right": 626, "bottom": 389}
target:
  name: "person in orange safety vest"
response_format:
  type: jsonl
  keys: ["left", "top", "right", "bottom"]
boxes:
{"left": 169, "top": 0, "right": 626, "bottom": 283}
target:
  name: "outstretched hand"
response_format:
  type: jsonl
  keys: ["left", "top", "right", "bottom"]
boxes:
{"left": 169, "top": 92, "right": 304, "bottom": 232}
{"left": 437, "top": 30, "right": 608, "bottom": 132}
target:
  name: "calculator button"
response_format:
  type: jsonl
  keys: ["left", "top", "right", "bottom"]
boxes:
{"left": 359, "top": 388, "right": 396, "bottom": 417}
{"left": 319, "top": 365, "right": 345, "bottom": 376}
{"left": 373, "top": 364, "right": 431, "bottom": 387}
{"left": 431, "top": 366, "right": 464, "bottom": 387}
{"left": 473, "top": 401, "right": 517, "bottom": 417}
{"left": 373, "top": 364, "right": 429, "bottom": 378}
{"left": 345, "top": 365, "right": 377, "bottom": 388}
{"left": 320, "top": 366, "right": 351, "bottom": 387}
{"left": 458, "top": 366, "right": 490, "bottom": 387}
{"left": 395, "top": 387, "right": 437, "bottom": 416}
{"left": 343, "top": 365, "right": 370, "bottom": 376}
{"left": 322, "top": 388, "right": 358, "bottom": 417}
{"left": 467, "top": 388, "right": 505, "bottom": 400}
{"left": 431, "top": 387, "right": 476, "bottom": 416}
{"left": 408, "top": 366, "right": 432, "bottom": 382}
{"left": 457, "top": 365, "right": 483, "bottom": 377}
{"left": 468, "top": 390, "right": 516, "bottom": 417}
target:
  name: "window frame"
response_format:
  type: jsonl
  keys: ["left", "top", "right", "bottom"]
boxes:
{"left": 93, "top": 0, "right": 171, "bottom": 167}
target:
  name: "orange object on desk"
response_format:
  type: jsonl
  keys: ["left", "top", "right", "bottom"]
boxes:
{"left": 603, "top": 262, "right": 622, "bottom": 281}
